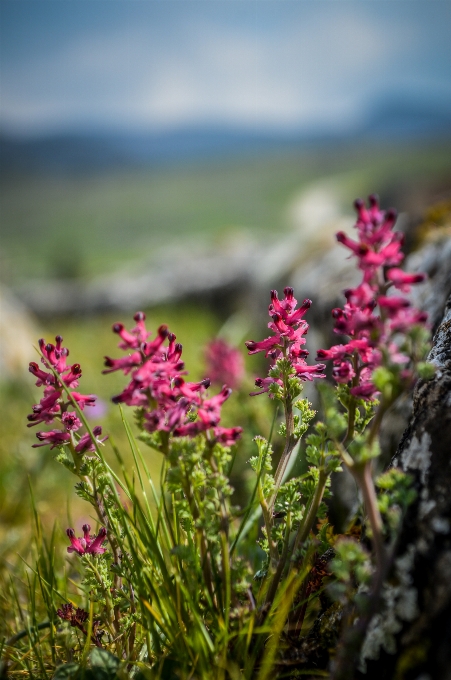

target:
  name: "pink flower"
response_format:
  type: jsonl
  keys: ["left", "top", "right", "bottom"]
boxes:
{"left": 350, "top": 383, "right": 378, "bottom": 400}
{"left": 205, "top": 338, "right": 244, "bottom": 389}
{"left": 246, "top": 287, "right": 325, "bottom": 397}
{"left": 293, "top": 362, "right": 326, "bottom": 381}
{"left": 386, "top": 268, "right": 426, "bottom": 292}
{"left": 245, "top": 335, "right": 281, "bottom": 356}
{"left": 213, "top": 426, "right": 243, "bottom": 446}
{"left": 250, "top": 376, "right": 283, "bottom": 397}
{"left": 61, "top": 411, "right": 82, "bottom": 431}
{"left": 32, "top": 429, "right": 71, "bottom": 449}
{"left": 103, "top": 352, "right": 142, "bottom": 374}
{"left": 66, "top": 524, "right": 107, "bottom": 556}
{"left": 28, "top": 335, "right": 105, "bottom": 454}
{"left": 197, "top": 386, "right": 232, "bottom": 427}
{"left": 105, "top": 313, "right": 242, "bottom": 447}
{"left": 317, "top": 195, "right": 428, "bottom": 399}
{"left": 112, "top": 311, "right": 151, "bottom": 349}
{"left": 57, "top": 603, "right": 104, "bottom": 647}
{"left": 29, "top": 361, "right": 55, "bottom": 387}
{"left": 332, "top": 361, "right": 355, "bottom": 384}
{"left": 74, "top": 426, "right": 108, "bottom": 454}
{"left": 70, "top": 392, "right": 97, "bottom": 409}
{"left": 57, "top": 603, "right": 88, "bottom": 624}
{"left": 27, "top": 389, "right": 61, "bottom": 427}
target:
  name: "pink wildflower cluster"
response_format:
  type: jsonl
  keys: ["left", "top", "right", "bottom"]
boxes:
{"left": 103, "top": 312, "right": 242, "bottom": 447}
{"left": 316, "top": 195, "right": 427, "bottom": 399}
{"left": 205, "top": 338, "right": 244, "bottom": 390}
{"left": 245, "top": 287, "right": 326, "bottom": 396}
{"left": 28, "top": 336, "right": 107, "bottom": 452}
{"left": 57, "top": 603, "right": 104, "bottom": 647}
{"left": 66, "top": 524, "right": 107, "bottom": 556}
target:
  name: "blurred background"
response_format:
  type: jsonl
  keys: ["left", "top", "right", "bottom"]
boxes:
{"left": 1, "top": 0, "right": 451, "bottom": 554}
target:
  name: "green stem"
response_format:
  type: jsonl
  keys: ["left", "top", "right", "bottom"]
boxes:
{"left": 257, "top": 472, "right": 279, "bottom": 567}
{"left": 367, "top": 400, "right": 388, "bottom": 448}
{"left": 270, "top": 400, "right": 295, "bottom": 513}
{"left": 291, "top": 469, "right": 328, "bottom": 558}
{"left": 183, "top": 480, "right": 215, "bottom": 604}
{"left": 85, "top": 560, "right": 116, "bottom": 638}
{"left": 352, "top": 462, "right": 386, "bottom": 572}
{"left": 344, "top": 353, "right": 360, "bottom": 445}
{"left": 262, "top": 511, "right": 292, "bottom": 613}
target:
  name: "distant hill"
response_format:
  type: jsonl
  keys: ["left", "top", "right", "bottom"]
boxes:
{"left": 1, "top": 96, "right": 450, "bottom": 176}
{"left": 362, "top": 97, "right": 451, "bottom": 138}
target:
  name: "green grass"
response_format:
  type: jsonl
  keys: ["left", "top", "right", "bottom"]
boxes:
{"left": 0, "top": 305, "right": 220, "bottom": 553}
{"left": 1, "top": 138, "right": 451, "bottom": 282}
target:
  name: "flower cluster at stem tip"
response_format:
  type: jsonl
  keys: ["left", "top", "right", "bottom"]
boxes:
{"left": 103, "top": 313, "right": 242, "bottom": 446}
{"left": 28, "top": 336, "right": 107, "bottom": 452}
{"left": 66, "top": 524, "right": 107, "bottom": 556}
{"left": 316, "top": 194, "right": 428, "bottom": 399}
{"left": 56, "top": 603, "right": 104, "bottom": 647}
{"left": 245, "top": 287, "right": 326, "bottom": 396}
{"left": 204, "top": 337, "right": 244, "bottom": 390}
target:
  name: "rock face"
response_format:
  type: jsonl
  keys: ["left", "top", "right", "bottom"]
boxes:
{"left": 288, "top": 234, "right": 451, "bottom": 679}
{"left": 361, "top": 293, "right": 451, "bottom": 680}
{"left": 0, "top": 285, "right": 39, "bottom": 379}
{"left": 353, "top": 234, "right": 451, "bottom": 680}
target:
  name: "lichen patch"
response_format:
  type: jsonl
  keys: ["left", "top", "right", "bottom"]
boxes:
{"left": 401, "top": 432, "right": 432, "bottom": 485}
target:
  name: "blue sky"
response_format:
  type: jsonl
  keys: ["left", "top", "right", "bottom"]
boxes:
{"left": 1, "top": 0, "right": 451, "bottom": 136}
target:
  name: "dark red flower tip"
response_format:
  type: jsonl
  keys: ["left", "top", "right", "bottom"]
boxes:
{"left": 245, "top": 341, "right": 257, "bottom": 351}
{"left": 66, "top": 528, "right": 75, "bottom": 538}
{"left": 385, "top": 208, "right": 397, "bottom": 222}
{"left": 72, "top": 364, "right": 82, "bottom": 375}
{"left": 133, "top": 311, "right": 146, "bottom": 322}
{"left": 368, "top": 193, "right": 379, "bottom": 207}
{"left": 354, "top": 198, "right": 364, "bottom": 211}
{"left": 112, "top": 323, "right": 124, "bottom": 333}
{"left": 158, "top": 324, "right": 169, "bottom": 338}
{"left": 316, "top": 349, "right": 328, "bottom": 359}
{"left": 284, "top": 286, "right": 294, "bottom": 299}
{"left": 98, "top": 527, "right": 107, "bottom": 537}
{"left": 168, "top": 332, "right": 176, "bottom": 342}
{"left": 332, "top": 308, "right": 344, "bottom": 319}
{"left": 82, "top": 523, "right": 91, "bottom": 534}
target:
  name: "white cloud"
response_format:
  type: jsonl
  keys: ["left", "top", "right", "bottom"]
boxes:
{"left": 0, "top": 5, "right": 440, "bottom": 134}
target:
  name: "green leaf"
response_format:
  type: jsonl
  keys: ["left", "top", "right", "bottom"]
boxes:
{"left": 52, "top": 664, "right": 80, "bottom": 680}
{"left": 417, "top": 361, "right": 436, "bottom": 380}
{"left": 90, "top": 648, "right": 121, "bottom": 676}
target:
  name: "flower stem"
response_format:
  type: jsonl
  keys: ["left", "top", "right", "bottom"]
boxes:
{"left": 352, "top": 462, "right": 386, "bottom": 572}
{"left": 268, "top": 397, "right": 296, "bottom": 516}
{"left": 292, "top": 468, "right": 328, "bottom": 558}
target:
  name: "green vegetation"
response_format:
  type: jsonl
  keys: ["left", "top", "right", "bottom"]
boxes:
{"left": 1, "top": 139, "right": 451, "bottom": 282}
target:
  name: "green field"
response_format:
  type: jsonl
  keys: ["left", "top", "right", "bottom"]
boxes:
{"left": 1, "top": 136, "right": 451, "bottom": 558}
{"left": 2, "top": 138, "right": 451, "bottom": 283}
